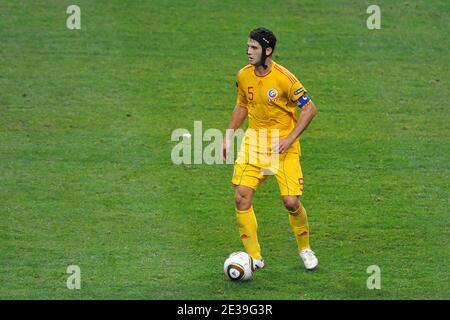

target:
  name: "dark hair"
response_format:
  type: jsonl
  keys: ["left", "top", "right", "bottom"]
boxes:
{"left": 249, "top": 27, "right": 277, "bottom": 54}
{"left": 248, "top": 27, "right": 277, "bottom": 68}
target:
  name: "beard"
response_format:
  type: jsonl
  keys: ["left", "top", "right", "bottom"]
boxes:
{"left": 249, "top": 56, "right": 262, "bottom": 66}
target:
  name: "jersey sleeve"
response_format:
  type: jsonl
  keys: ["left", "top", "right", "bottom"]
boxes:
{"left": 235, "top": 73, "right": 247, "bottom": 108}
{"left": 289, "top": 80, "right": 307, "bottom": 102}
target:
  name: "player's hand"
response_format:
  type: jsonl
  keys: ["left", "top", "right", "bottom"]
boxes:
{"left": 222, "top": 137, "right": 230, "bottom": 160}
{"left": 272, "top": 137, "right": 294, "bottom": 154}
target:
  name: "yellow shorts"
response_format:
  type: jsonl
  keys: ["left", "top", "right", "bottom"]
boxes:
{"left": 231, "top": 152, "right": 304, "bottom": 196}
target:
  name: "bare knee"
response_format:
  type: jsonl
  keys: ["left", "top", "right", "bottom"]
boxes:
{"left": 283, "top": 196, "right": 300, "bottom": 213}
{"left": 235, "top": 187, "right": 254, "bottom": 211}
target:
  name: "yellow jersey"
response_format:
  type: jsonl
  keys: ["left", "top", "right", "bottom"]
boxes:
{"left": 235, "top": 61, "right": 307, "bottom": 155}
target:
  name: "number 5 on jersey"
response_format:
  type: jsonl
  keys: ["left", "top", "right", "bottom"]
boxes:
{"left": 248, "top": 86, "right": 254, "bottom": 101}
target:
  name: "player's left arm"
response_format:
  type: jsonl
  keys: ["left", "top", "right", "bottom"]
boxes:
{"left": 274, "top": 97, "right": 318, "bottom": 154}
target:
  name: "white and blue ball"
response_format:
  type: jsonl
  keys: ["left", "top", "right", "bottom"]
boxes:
{"left": 223, "top": 251, "right": 253, "bottom": 281}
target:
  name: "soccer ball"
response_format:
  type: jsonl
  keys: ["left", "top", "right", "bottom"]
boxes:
{"left": 223, "top": 251, "right": 253, "bottom": 281}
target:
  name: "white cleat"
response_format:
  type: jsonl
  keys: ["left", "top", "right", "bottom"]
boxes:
{"left": 300, "top": 249, "right": 318, "bottom": 270}
{"left": 252, "top": 258, "right": 265, "bottom": 271}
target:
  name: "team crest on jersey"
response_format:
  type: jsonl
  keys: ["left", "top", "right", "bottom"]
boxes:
{"left": 267, "top": 88, "right": 278, "bottom": 101}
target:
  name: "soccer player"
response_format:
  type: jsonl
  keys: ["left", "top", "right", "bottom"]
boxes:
{"left": 222, "top": 27, "right": 319, "bottom": 270}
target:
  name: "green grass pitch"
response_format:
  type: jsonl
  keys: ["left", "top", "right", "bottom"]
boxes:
{"left": 0, "top": 0, "right": 448, "bottom": 299}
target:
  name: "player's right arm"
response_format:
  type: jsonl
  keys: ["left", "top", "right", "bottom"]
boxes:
{"left": 222, "top": 105, "right": 247, "bottom": 160}
{"left": 223, "top": 71, "right": 249, "bottom": 160}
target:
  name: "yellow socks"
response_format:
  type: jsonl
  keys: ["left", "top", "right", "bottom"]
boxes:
{"left": 235, "top": 205, "right": 309, "bottom": 259}
{"left": 288, "top": 205, "right": 310, "bottom": 252}
{"left": 235, "top": 207, "right": 262, "bottom": 260}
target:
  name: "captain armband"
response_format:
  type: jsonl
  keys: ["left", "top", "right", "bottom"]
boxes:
{"left": 297, "top": 93, "right": 311, "bottom": 108}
